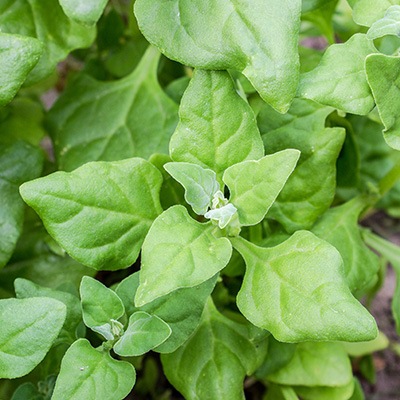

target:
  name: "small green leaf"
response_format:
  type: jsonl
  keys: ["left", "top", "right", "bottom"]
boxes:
{"left": 0, "top": 33, "right": 43, "bottom": 107}
{"left": 295, "top": 379, "right": 355, "bottom": 400}
{"left": 365, "top": 54, "right": 400, "bottom": 151}
{"left": 204, "top": 202, "right": 238, "bottom": 229}
{"left": 298, "top": 34, "right": 376, "bottom": 115}
{"left": 135, "top": 205, "right": 232, "bottom": 306}
{"left": 11, "top": 382, "right": 44, "bottom": 400}
{"left": 343, "top": 330, "right": 389, "bottom": 356}
{"left": 367, "top": 6, "right": 400, "bottom": 39}
{"left": 134, "top": 1, "right": 301, "bottom": 112}
{"left": 20, "top": 158, "right": 163, "bottom": 271}
{"left": 265, "top": 385, "right": 299, "bottom": 400}
{"left": 51, "top": 339, "right": 135, "bottom": 400}
{"left": 164, "top": 162, "right": 220, "bottom": 215}
{"left": 59, "top": 0, "right": 108, "bottom": 26}
{"left": 349, "top": 0, "right": 399, "bottom": 27}
{"left": 161, "top": 299, "right": 268, "bottom": 400}
{"left": 169, "top": 70, "right": 264, "bottom": 185}
{"left": 232, "top": 232, "right": 377, "bottom": 342}
{"left": 0, "top": 297, "right": 66, "bottom": 379}
{"left": 80, "top": 276, "right": 125, "bottom": 340}
{"left": 114, "top": 311, "right": 171, "bottom": 357}
{"left": 223, "top": 150, "right": 300, "bottom": 226}
{"left": 349, "top": 378, "right": 365, "bottom": 400}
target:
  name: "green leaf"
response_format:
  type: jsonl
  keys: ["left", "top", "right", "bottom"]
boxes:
{"left": 161, "top": 299, "right": 268, "bottom": 400}
{"left": 268, "top": 342, "right": 352, "bottom": 387}
{"left": 349, "top": 378, "right": 365, "bottom": 400}
{"left": 164, "top": 162, "right": 220, "bottom": 215}
{"left": 0, "top": 0, "right": 95, "bottom": 84}
{"left": 48, "top": 46, "right": 179, "bottom": 171}
{"left": 258, "top": 99, "right": 344, "bottom": 232}
{"left": 349, "top": 0, "right": 399, "bottom": 26}
{"left": 264, "top": 385, "right": 299, "bottom": 400}
{"left": 114, "top": 311, "right": 171, "bottom": 357}
{"left": 223, "top": 150, "right": 300, "bottom": 226}
{"left": 297, "top": 34, "right": 376, "bottom": 115}
{"left": 59, "top": 0, "right": 108, "bottom": 26}
{"left": 80, "top": 276, "right": 125, "bottom": 340}
{"left": 170, "top": 70, "right": 264, "bottom": 185}
{"left": 134, "top": 0, "right": 302, "bottom": 112}
{"left": 20, "top": 157, "right": 163, "bottom": 271}
{"left": 312, "top": 197, "right": 380, "bottom": 295}
{"left": 295, "top": 379, "right": 355, "bottom": 400}
{"left": 365, "top": 54, "right": 400, "bottom": 151}
{"left": 51, "top": 339, "right": 135, "bottom": 400}
{"left": 343, "top": 330, "right": 389, "bottom": 356}
{"left": 11, "top": 382, "right": 44, "bottom": 400}
{"left": 116, "top": 272, "right": 218, "bottom": 353}
{"left": 14, "top": 278, "right": 82, "bottom": 344}
{"left": 0, "top": 141, "right": 43, "bottom": 269}
{"left": 232, "top": 232, "right": 377, "bottom": 342}
{"left": 0, "top": 297, "right": 66, "bottom": 379}
{"left": 367, "top": 6, "right": 400, "bottom": 39}
{"left": 0, "top": 33, "right": 43, "bottom": 107}
{"left": 135, "top": 205, "right": 232, "bottom": 306}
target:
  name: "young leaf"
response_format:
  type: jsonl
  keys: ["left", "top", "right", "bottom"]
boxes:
{"left": 349, "top": 0, "right": 399, "bottom": 27}
{"left": 51, "top": 339, "right": 135, "bottom": 400}
{"left": 0, "top": 297, "right": 66, "bottom": 379}
{"left": 312, "top": 197, "right": 380, "bottom": 295}
{"left": 14, "top": 278, "right": 82, "bottom": 344}
{"left": 204, "top": 203, "right": 238, "bottom": 230}
{"left": 80, "top": 276, "right": 125, "bottom": 340}
{"left": 267, "top": 342, "right": 352, "bottom": 387}
{"left": 232, "top": 232, "right": 377, "bottom": 342}
{"left": 116, "top": 272, "right": 218, "bottom": 353}
{"left": 0, "top": 141, "right": 43, "bottom": 269}
{"left": 367, "top": 6, "right": 400, "bottom": 39}
{"left": 114, "top": 311, "right": 171, "bottom": 357}
{"left": 164, "top": 162, "right": 220, "bottom": 215}
{"left": 48, "top": 46, "right": 179, "bottom": 171}
{"left": 59, "top": 0, "right": 108, "bottom": 26}
{"left": 0, "top": 0, "right": 95, "bottom": 84}
{"left": 223, "top": 150, "right": 300, "bottom": 226}
{"left": 365, "top": 54, "right": 400, "bottom": 151}
{"left": 169, "top": 69, "right": 264, "bottom": 185}
{"left": 161, "top": 299, "right": 268, "bottom": 400}
{"left": 20, "top": 158, "right": 163, "bottom": 271}
{"left": 135, "top": 205, "right": 232, "bottom": 306}
{"left": 297, "top": 34, "right": 376, "bottom": 115}
{"left": 0, "top": 33, "right": 43, "bottom": 107}
{"left": 134, "top": 0, "right": 301, "bottom": 112}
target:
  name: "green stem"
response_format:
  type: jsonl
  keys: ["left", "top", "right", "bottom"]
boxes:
{"left": 378, "top": 161, "right": 400, "bottom": 198}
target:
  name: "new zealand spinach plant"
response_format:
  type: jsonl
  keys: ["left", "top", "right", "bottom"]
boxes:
{"left": 1, "top": 0, "right": 400, "bottom": 399}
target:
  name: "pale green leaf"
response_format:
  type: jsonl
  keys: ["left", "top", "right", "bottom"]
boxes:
{"left": 169, "top": 70, "right": 264, "bottom": 185}
{"left": 349, "top": 0, "right": 400, "bottom": 27}
{"left": 365, "top": 54, "right": 400, "bottom": 151}
{"left": 134, "top": 0, "right": 301, "bottom": 112}
{"left": 0, "top": 297, "right": 66, "bottom": 379}
{"left": 295, "top": 379, "right": 355, "bottom": 400}
{"left": 367, "top": 6, "right": 400, "bottom": 39}
{"left": 223, "top": 150, "right": 300, "bottom": 226}
{"left": 232, "top": 232, "right": 377, "bottom": 342}
{"left": 51, "top": 339, "right": 135, "bottom": 400}
{"left": 161, "top": 299, "right": 268, "bottom": 400}
{"left": 20, "top": 158, "right": 163, "bottom": 271}
{"left": 343, "top": 330, "right": 389, "bottom": 356}
{"left": 114, "top": 311, "right": 171, "bottom": 357}
{"left": 135, "top": 205, "right": 232, "bottom": 306}
{"left": 298, "top": 34, "right": 376, "bottom": 115}
{"left": 59, "top": 0, "right": 108, "bottom": 26}
{"left": 204, "top": 203, "right": 238, "bottom": 229}
{"left": 48, "top": 46, "right": 179, "bottom": 171}
{"left": 164, "top": 162, "right": 219, "bottom": 215}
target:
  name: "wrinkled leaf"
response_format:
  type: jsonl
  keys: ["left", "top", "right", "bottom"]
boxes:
{"left": 59, "top": 0, "right": 108, "bottom": 26}
{"left": 349, "top": 0, "right": 399, "bottom": 27}
{"left": 367, "top": 6, "right": 400, "bottom": 39}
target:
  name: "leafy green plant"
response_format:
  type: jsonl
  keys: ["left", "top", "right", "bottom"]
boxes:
{"left": 1, "top": 1, "right": 400, "bottom": 399}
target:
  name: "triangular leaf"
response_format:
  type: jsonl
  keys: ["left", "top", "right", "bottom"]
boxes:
{"left": 59, "top": 0, "right": 108, "bottom": 26}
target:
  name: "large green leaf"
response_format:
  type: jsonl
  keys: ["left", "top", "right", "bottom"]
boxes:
{"left": 0, "top": 297, "right": 66, "bottom": 379}
{"left": 20, "top": 158, "right": 163, "bottom": 271}
{"left": 51, "top": 339, "right": 135, "bottom": 400}
{"left": 170, "top": 70, "right": 264, "bottom": 185}
{"left": 312, "top": 197, "right": 380, "bottom": 295}
{"left": 223, "top": 150, "right": 300, "bottom": 226}
{"left": 258, "top": 99, "right": 344, "bottom": 232}
{"left": 0, "top": 0, "right": 95, "bottom": 84}
{"left": 367, "top": 6, "right": 400, "bottom": 39}
{"left": 135, "top": 205, "right": 232, "bottom": 306}
{"left": 0, "top": 33, "right": 43, "bottom": 107}
{"left": 134, "top": 0, "right": 301, "bottom": 112}
{"left": 116, "top": 272, "right": 218, "bottom": 353}
{"left": 349, "top": 0, "right": 400, "bottom": 26}
{"left": 59, "top": 0, "right": 108, "bottom": 26}
{"left": 0, "top": 141, "right": 43, "bottom": 269}
{"left": 232, "top": 232, "right": 377, "bottom": 342}
{"left": 48, "top": 46, "right": 179, "bottom": 171}
{"left": 297, "top": 34, "right": 376, "bottom": 115}
{"left": 365, "top": 54, "right": 400, "bottom": 151}
{"left": 161, "top": 299, "right": 268, "bottom": 400}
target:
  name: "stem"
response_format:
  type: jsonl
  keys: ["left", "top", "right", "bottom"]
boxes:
{"left": 378, "top": 161, "right": 400, "bottom": 198}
